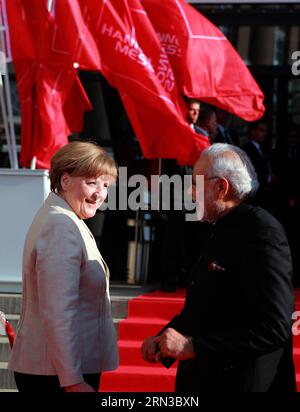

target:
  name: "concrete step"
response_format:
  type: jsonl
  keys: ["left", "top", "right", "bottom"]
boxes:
{"left": 0, "top": 294, "right": 22, "bottom": 315}
{"left": 0, "top": 337, "right": 10, "bottom": 362}
{"left": 111, "top": 298, "right": 128, "bottom": 319}
{"left": 0, "top": 362, "right": 16, "bottom": 390}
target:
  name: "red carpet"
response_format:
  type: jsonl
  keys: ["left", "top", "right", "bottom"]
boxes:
{"left": 100, "top": 289, "right": 300, "bottom": 392}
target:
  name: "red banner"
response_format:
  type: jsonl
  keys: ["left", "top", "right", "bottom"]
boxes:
{"left": 50, "top": 0, "right": 101, "bottom": 71}
{"left": 82, "top": 0, "right": 210, "bottom": 165}
{"left": 141, "top": 0, "right": 265, "bottom": 121}
{"left": 6, "top": 0, "right": 92, "bottom": 168}
{"left": 9, "top": 0, "right": 265, "bottom": 167}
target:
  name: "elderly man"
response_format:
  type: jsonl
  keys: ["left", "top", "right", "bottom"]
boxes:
{"left": 142, "top": 144, "right": 296, "bottom": 392}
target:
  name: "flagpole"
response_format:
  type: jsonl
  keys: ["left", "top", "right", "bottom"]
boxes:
{"left": 47, "top": 0, "right": 54, "bottom": 12}
{"left": 0, "top": 7, "right": 18, "bottom": 169}
{"left": 2, "top": 65, "right": 18, "bottom": 169}
{"left": 158, "top": 158, "right": 162, "bottom": 212}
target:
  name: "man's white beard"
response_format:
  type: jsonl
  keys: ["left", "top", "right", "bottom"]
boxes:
{"left": 196, "top": 197, "right": 225, "bottom": 223}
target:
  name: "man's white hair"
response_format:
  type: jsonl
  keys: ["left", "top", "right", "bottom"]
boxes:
{"left": 200, "top": 143, "right": 259, "bottom": 200}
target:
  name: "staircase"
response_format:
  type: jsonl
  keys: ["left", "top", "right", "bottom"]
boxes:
{"left": 101, "top": 290, "right": 185, "bottom": 392}
{"left": 1, "top": 288, "right": 300, "bottom": 392}
{"left": 0, "top": 294, "right": 21, "bottom": 391}
{"left": 101, "top": 289, "right": 300, "bottom": 392}
{"left": 0, "top": 283, "right": 154, "bottom": 391}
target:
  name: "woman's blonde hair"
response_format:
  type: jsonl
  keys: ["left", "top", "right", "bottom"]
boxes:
{"left": 49, "top": 141, "right": 118, "bottom": 192}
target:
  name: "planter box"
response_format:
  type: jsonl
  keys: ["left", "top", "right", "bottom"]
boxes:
{"left": 0, "top": 169, "right": 50, "bottom": 293}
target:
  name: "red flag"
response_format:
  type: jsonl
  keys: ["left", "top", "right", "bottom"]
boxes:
{"left": 33, "top": 66, "right": 91, "bottom": 169}
{"left": 5, "top": 320, "right": 15, "bottom": 349}
{"left": 6, "top": 1, "right": 45, "bottom": 166}
{"left": 3, "top": 0, "right": 35, "bottom": 61}
{"left": 0, "top": 312, "right": 14, "bottom": 348}
{"left": 122, "top": 93, "right": 209, "bottom": 164}
{"left": 141, "top": 0, "right": 265, "bottom": 121}
{"left": 6, "top": 0, "right": 92, "bottom": 168}
{"left": 83, "top": 0, "right": 210, "bottom": 165}
{"left": 49, "top": 0, "right": 101, "bottom": 71}
{"left": 8, "top": 0, "right": 209, "bottom": 167}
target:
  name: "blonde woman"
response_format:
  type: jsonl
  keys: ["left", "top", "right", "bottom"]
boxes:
{"left": 9, "top": 142, "right": 119, "bottom": 392}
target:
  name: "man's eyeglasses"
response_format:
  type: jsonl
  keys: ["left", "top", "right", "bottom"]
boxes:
{"left": 192, "top": 176, "right": 220, "bottom": 186}
{"left": 204, "top": 176, "right": 220, "bottom": 181}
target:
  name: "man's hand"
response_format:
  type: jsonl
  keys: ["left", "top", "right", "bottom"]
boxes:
{"left": 141, "top": 336, "right": 160, "bottom": 363}
{"left": 64, "top": 382, "right": 96, "bottom": 392}
{"left": 153, "top": 328, "right": 196, "bottom": 361}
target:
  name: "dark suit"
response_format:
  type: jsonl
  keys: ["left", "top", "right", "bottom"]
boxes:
{"left": 243, "top": 141, "right": 272, "bottom": 209}
{"left": 193, "top": 124, "right": 205, "bottom": 136}
{"left": 243, "top": 142, "right": 270, "bottom": 189}
{"left": 162, "top": 203, "right": 296, "bottom": 392}
{"left": 271, "top": 144, "right": 300, "bottom": 285}
{"left": 158, "top": 122, "right": 207, "bottom": 291}
{"left": 214, "top": 125, "right": 239, "bottom": 146}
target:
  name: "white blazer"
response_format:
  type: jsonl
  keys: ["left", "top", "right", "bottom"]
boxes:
{"left": 8, "top": 192, "right": 119, "bottom": 387}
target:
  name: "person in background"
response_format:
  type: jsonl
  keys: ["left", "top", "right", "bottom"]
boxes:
{"left": 186, "top": 99, "right": 202, "bottom": 134}
{"left": 158, "top": 99, "right": 202, "bottom": 292}
{"left": 142, "top": 143, "right": 296, "bottom": 392}
{"left": 197, "top": 108, "right": 218, "bottom": 143}
{"left": 272, "top": 124, "right": 300, "bottom": 286}
{"left": 8, "top": 141, "right": 119, "bottom": 392}
{"left": 214, "top": 108, "right": 240, "bottom": 146}
{"left": 243, "top": 120, "right": 275, "bottom": 210}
